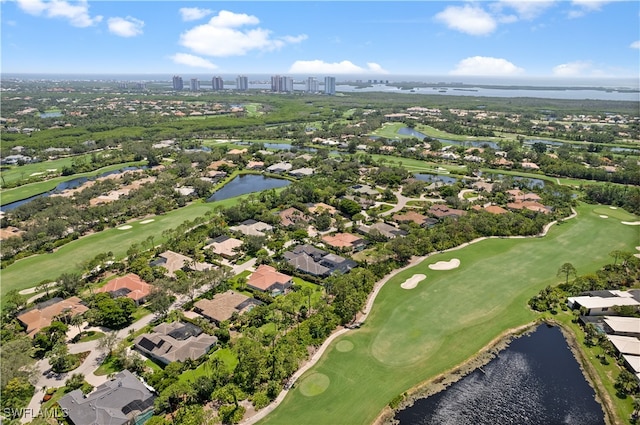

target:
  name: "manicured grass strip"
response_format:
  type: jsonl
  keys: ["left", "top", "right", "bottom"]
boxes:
{"left": 1, "top": 161, "right": 145, "bottom": 205}
{"left": 259, "top": 203, "right": 638, "bottom": 425}
{"left": 0, "top": 154, "right": 90, "bottom": 186}
{"left": 1, "top": 199, "right": 237, "bottom": 298}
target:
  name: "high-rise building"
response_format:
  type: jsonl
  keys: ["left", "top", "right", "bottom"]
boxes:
{"left": 172, "top": 75, "right": 183, "bottom": 91}
{"left": 324, "top": 76, "right": 336, "bottom": 95}
{"left": 212, "top": 76, "right": 224, "bottom": 91}
{"left": 282, "top": 76, "right": 294, "bottom": 92}
{"left": 306, "top": 77, "right": 319, "bottom": 93}
{"left": 271, "top": 75, "right": 293, "bottom": 92}
{"left": 271, "top": 75, "right": 282, "bottom": 92}
{"left": 236, "top": 75, "right": 248, "bottom": 91}
{"left": 190, "top": 78, "right": 200, "bottom": 91}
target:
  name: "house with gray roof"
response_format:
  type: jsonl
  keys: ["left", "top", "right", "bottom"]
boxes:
{"left": 283, "top": 244, "right": 357, "bottom": 277}
{"left": 57, "top": 370, "right": 155, "bottom": 425}
{"left": 134, "top": 322, "right": 217, "bottom": 365}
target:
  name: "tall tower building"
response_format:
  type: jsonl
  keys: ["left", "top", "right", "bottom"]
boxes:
{"left": 190, "top": 78, "right": 200, "bottom": 91}
{"left": 282, "top": 76, "right": 294, "bottom": 92}
{"left": 271, "top": 75, "right": 282, "bottom": 92}
{"left": 306, "top": 77, "right": 319, "bottom": 93}
{"left": 324, "top": 76, "right": 336, "bottom": 95}
{"left": 212, "top": 76, "right": 224, "bottom": 91}
{"left": 236, "top": 75, "right": 248, "bottom": 91}
{"left": 172, "top": 75, "right": 183, "bottom": 90}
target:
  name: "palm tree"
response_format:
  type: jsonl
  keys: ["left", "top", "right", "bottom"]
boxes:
{"left": 557, "top": 262, "right": 577, "bottom": 285}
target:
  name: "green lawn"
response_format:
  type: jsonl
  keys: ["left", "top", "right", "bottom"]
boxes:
{"left": 1, "top": 200, "right": 234, "bottom": 297}
{"left": 1, "top": 161, "right": 145, "bottom": 205}
{"left": 0, "top": 155, "right": 87, "bottom": 186}
{"left": 260, "top": 203, "right": 639, "bottom": 425}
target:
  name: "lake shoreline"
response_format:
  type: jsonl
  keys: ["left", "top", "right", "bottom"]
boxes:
{"left": 375, "top": 318, "right": 615, "bottom": 425}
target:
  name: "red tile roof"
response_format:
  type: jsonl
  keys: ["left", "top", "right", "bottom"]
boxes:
{"left": 247, "top": 265, "right": 292, "bottom": 292}
{"left": 97, "top": 273, "right": 153, "bottom": 302}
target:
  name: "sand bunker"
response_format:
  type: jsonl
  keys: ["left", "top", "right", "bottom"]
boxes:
{"left": 636, "top": 246, "right": 640, "bottom": 251}
{"left": 599, "top": 215, "right": 608, "bottom": 218}
{"left": 621, "top": 221, "right": 640, "bottom": 226}
{"left": 118, "top": 225, "right": 132, "bottom": 230}
{"left": 401, "top": 274, "right": 426, "bottom": 289}
{"left": 429, "top": 259, "right": 461, "bottom": 271}
{"left": 610, "top": 206, "right": 617, "bottom": 209}
{"left": 140, "top": 219, "right": 155, "bottom": 224}
{"left": 30, "top": 172, "right": 44, "bottom": 176}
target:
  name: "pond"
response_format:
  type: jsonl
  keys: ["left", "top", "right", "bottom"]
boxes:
{"left": 413, "top": 173, "right": 459, "bottom": 185}
{"left": 394, "top": 324, "right": 605, "bottom": 425}
{"left": 40, "top": 111, "right": 63, "bottom": 118}
{"left": 1, "top": 166, "right": 146, "bottom": 211}
{"left": 482, "top": 172, "right": 546, "bottom": 189}
{"left": 206, "top": 174, "right": 290, "bottom": 202}
{"left": 397, "top": 127, "right": 501, "bottom": 150}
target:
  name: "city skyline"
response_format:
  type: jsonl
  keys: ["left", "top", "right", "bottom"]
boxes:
{"left": 1, "top": 1, "right": 639, "bottom": 78}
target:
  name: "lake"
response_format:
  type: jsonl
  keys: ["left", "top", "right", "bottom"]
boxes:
{"left": 207, "top": 174, "right": 290, "bottom": 202}
{"left": 396, "top": 127, "right": 501, "bottom": 150}
{"left": 394, "top": 325, "right": 605, "bottom": 425}
{"left": 413, "top": 173, "right": 459, "bottom": 185}
{"left": 1, "top": 166, "right": 145, "bottom": 211}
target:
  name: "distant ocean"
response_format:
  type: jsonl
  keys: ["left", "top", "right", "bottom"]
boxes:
{"left": 2, "top": 73, "right": 639, "bottom": 101}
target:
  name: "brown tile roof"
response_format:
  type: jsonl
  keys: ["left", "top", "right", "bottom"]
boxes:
{"left": 428, "top": 204, "right": 467, "bottom": 219}
{"left": 308, "top": 203, "right": 337, "bottom": 215}
{"left": 247, "top": 264, "right": 292, "bottom": 292}
{"left": 157, "top": 250, "right": 212, "bottom": 276}
{"left": 205, "top": 236, "right": 243, "bottom": 258}
{"left": 506, "top": 201, "right": 550, "bottom": 214}
{"left": 484, "top": 205, "right": 509, "bottom": 215}
{"left": 194, "top": 291, "right": 259, "bottom": 323}
{"left": 322, "top": 233, "right": 364, "bottom": 249}
{"left": 18, "top": 296, "right": 89, "bottom": 338}
{"left": 393, "top": 211, "right": 428, "bottom": 225}
{"left": 279, "top": 207, "right": 310, "bottom": 227}
{"left": 97, "top": 273, "right": 153, "bottom": 303}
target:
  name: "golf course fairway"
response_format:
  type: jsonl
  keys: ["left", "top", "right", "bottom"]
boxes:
{"left": 259, "top": 203, "right": 639, "bottom": 425}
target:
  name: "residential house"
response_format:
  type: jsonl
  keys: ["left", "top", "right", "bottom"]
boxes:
{"left": 246, "top": 264, "right": 293, "bottom": 295}
{"left": 151, "top": 250, "right": 213, "bottom": 277}
{"left": 428, "top": 204, "right": 467, "bottom": 220}
{"left": 229, "top": 219, "right": 273, "bottom": 237}
{"left": 17, "top": 297, "right": 89, "bottom": 338}
{"left": 284, "top": 251, "right": 331, "bottom": 277}
{"left": 506, "top": 201, "right": 551, "bottom": 214}
{"left": 358, "top": 222, "right": 407, "bottom": 239}
{"left": 205, "top": 235, "right": 243, "bottom": 259}
{"left": 134, "top": 322, "right": 217, "bottom": 365}
{"left": 96, "top": 273, "right": 153, "bottom": 305}
{"left": 227, "top": 148, "right": 248, "bottom": 156}
{"left": 472, "top": 204, "right": 509, "bottom": 215}
{"left": 322, "top": 233, "right": 366, "bottom": 252}
{"left": 521, "top": 161, "right": 540, "bottom": 170}
{"left": 567, "top": 290, "right": 640, "bottom": 316}
{"left": 194, "top": 291, "right": 262, "bottom": 324}
{"left": 289, "top": 167, "right": 314, "bottom": 178}
{"left": 393, "top": 211, "right": 433, "bottom": 226}
{"left": 472, "top": 181, "right": 494, "bottom": 193}
{"left": 246, "top": 160, "right": 264, "bottom": 170}
{"left": 603, "top": 316, "right": 640, "bottom": 337}
{"left": 57, "top": 370, "right": 155, "bottom": 425}
{"left": 267, "top": 162, "right": 293, "bottom": 173}
{"left": 351, "top": 184, "right": 379, "bottom": 198}
{"left": 283, "top": 244, "right": 357, "bottom": 277}
{"left": 308, "top": 202, "right": 337, "bottom": 215}
{"left": 279, "top": 207, "right": 311, "bottom": 227}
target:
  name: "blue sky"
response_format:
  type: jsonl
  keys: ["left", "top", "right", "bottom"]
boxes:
{"left": 1, "top": 0, "right": 639, "bottom": 78}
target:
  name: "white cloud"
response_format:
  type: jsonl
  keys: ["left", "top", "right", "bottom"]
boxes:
{"left": 568, "top": 0, "right": 618, "bottom": 17}
{"left": 108, "top": 16, "right": 144, "bottom": 38}
{"left": 170, "top": 53, "right": 218, "bottom": 70}
{"left": 435, "top": 5, "right": 497, "bottom": 36}
{"left": 16, "top": 0, "right": 102, "bottom": 27}
{"left": 179, "top": 10, "right": 306, "bottom": 57}
{"left": 288, "top": 60, "right": 389, "bottom": 74}
{"left": 450, "top": 56, "right": 525, "bottom": 76}
{"left": 552, "top": 61, "right": 592, "bottom": 76}
{"left": 179, "top": 7, "right": 213, "bottom": 22}
{"left": 630, "top": 40, "right": 640, "bottom": 49}
{"left": 497, "top": 1, "right": 556, "bottom": 20}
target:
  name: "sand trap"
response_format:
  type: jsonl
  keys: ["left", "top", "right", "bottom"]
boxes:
{"left": 140, "top": 219, "right": 155, "bottom": 224}
{"left": 30, "top": 172, "right": 44, "bottom": 176}
{"left": 636, "top": 246, "right": 640, "bottom": 251}
{"left": 635, "top": 254, "right": 640, "bottom": 259}
{"left": 401, "top": 274, "right": 426, "bottom": 289}
{"left": 429, "top": 259, "right": 460, "bottom": 271}
{"left": 46, "top": 169, "right": 57, "bottom": 172}
{"left": 621, "top": 221, "right": 640, "bottom": 226}
{"left": 599, "top": 215, "right": 608, "bottom": 218}
{"left": 610, "top": 206, "right": 617, "bottom": 209}
{"left": 118, "top": 225, "right": 132, "bottom": 230}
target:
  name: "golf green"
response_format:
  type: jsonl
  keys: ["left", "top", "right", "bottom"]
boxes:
{"left": 260, "top": 203, "right": 639, "bottom": 425}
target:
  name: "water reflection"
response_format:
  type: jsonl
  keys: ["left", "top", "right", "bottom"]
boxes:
{"left": 395, "top": 325, "right": 604, "bottom": 425}
{"left": 207, "top": 174, "right": 290, "bottom": 202}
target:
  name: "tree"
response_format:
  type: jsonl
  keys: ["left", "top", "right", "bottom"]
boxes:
{"left": 147, "top": 287, "right": 173, "bottom": 318}
{"left": 97, "top": 331, "right": 120, "bottom": 357}
{"left": 339, "top": 198, "right": 361, "bottom": 217}
{"left": 58, "top": 272, "right": 83, "bottom": 297}
{"left": 557, "top": 262, "right": 577, "bottom": 285}
{"left": 70, "top": 313, "right": 84, "bottom": 335}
